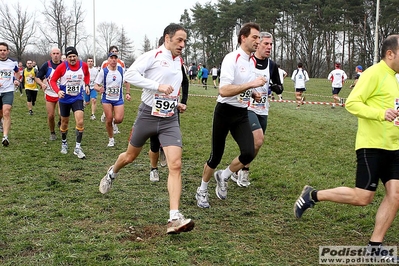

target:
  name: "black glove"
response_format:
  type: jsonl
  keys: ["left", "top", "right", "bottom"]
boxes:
{"left": 270, "top": 84, "right": 284, "bottom": 94}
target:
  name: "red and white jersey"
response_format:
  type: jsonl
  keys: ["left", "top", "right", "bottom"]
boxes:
{"left": 217, "top": 47, "right": 257, "bottom": 108}
{"left": 124, "top": 44, "right": 182, "bottom": 107}
{"left": 328, "top": 69, "right": 348, "bottom": 88}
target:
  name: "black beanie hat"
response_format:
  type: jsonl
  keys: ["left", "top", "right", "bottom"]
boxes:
{"left": 65, "top": 46, "right": 78, "bottom": 57}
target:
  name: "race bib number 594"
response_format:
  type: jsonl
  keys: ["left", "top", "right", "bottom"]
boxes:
{"left": 237, "top": 89, "right": 252, "bottom": 104}
{"left": 151, "top": 94, "right": 178, "bottom": 117}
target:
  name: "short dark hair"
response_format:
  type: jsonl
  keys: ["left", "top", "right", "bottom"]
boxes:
{"left": 237, "top": 22, "right": 260, "bottom": 45}
{"left": 0, "top": 42, "right": 9, "bottom": 50}
{"left": 108, "top": 46, "right": 118, "bottom": 53}
{"left": 163, "top": 23, "right": 186, "bottom": 40}
{"left": 158, "top": 36, "right": 165, "bottom": 47}
{"left": 381, "top": 35, "right": 399, "bottom": 59}
{"left": 298, "top": 62, "right": 303, "bottom": 68}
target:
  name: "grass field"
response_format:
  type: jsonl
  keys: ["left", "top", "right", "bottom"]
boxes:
{"left": 1, "top": 78, "right": 397, "bottom": 265}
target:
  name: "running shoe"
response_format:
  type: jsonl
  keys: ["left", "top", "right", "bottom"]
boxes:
{"left": 294, "top": 185, "right": 316, "bottom": 218}
{"left": 166, "top": 212, "right": 195, "bottom": 234}
{"left": 2, "top": 137, "right": 9, "bottom": 147}
{"left": 159, "top": 147, "right": 167, "bottom": 167}
{"left": 214, "top": 170, "right": 227, "bottom": 200}
{"left": 107, "top": 138, "right": 115, "bottom": 147}
{"left": 73, "top": 147, "right": 86, "bottom": 159}
{"left": 29, "top": 110, "right": 33, "bottom": 115}
{"left": 49, "top": 133, "right": 57, "bottom": 141}
{"left": 237, "top": 169, "right": 251, "bottom": 187}
{"left": 113, "top": 122, "right": 120, "bottom": 134}
{"left": 366, "top": 244, "right": 399, "bottom": 263}
{"left": 90, "top": 114, "right": 96, "bottom": 120}
{"left": 230, "top": 171, "right": 238, "bottom": 182}
{"left": 150, "top": 169, "right": 160, "bottom": 182}
{"left": 195, "top": 187, "right": 210, "bottom": 208}
{"left": 60, "top": 143, "right": 68, "bottom": 154}
{"left": 99, "top": 166, "right": 115, "bottom": 194}
{"left": 100, "top": 113, "right": 105, "bottom": 123}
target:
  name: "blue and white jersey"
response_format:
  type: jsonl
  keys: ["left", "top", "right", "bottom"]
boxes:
{"left": 95, "top": 66, "right": 124, "bottom": 103}
{"left": 59, "top": 61, "right": 85, "bottom": 104}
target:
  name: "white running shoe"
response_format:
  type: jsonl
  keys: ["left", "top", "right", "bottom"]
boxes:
{"left": 166, "top": 212, "right": 195, "bottom": 234}
{"left": 149, "top": 169, "right": 160, "bottom": 182}
{"left": 73, "top": 147, "right": 86, "bottom": 159}
{"left": 214, "top": 170, "right": 227, "bottom": 200}
{"left": 195, "top": 187, "right": 210, "bottom": 208}
{"left": 230, "top": 171, "right": 238, "bottom": 182}
{"left": 107, "top": 138, "right": 115, "bottom": 147}
{"left": 60, "top": 143, "right": 68, "bottom": 154}
{"left": 159, "top": 147, "right": 167, "bottom": 167}
{"left": 237, "top": 169, "right": 250, "bottom": 187}
{"left": 113, "top": 122, "right": 120, "bottom": 134}
{"left": 99, "top": 166, "right": 115, "bottom": 194}
{"left": 90, "top": 114, "right": 96, "bottom": 120}
{"left": 100, "top": 112, "right": 105, "bottom": 123}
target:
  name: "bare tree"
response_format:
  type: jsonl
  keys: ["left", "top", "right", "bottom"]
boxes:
{"left": 39, "top": 0, "right": 86, "bottom": 52}
{"left": 96, "top": 22, "right": 121, "bottom": 56}
{"left": 40, "top": 0, "right": 68, "bottom": 51}
{"left": 35, "top": 39, "right": 53, "bottom": 56}
{"left": 0, "top": 2, "right": 36, "bottom": 61}
{"left": 71, "top": 0, "right": 87, "bottom": 47}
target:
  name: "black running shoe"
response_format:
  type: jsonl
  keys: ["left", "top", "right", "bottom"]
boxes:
{"left": 294, "top": 185, "right": 316, "bottom": 218}
{"left": 2, "top": 137, "right": 9, "bottom": 147}
{"left": 366, "top": 244, "right": 399, "bottom": 263}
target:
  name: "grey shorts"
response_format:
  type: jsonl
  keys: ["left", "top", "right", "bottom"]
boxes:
{"left": 129, "top": 103, "right": 182, "bottom": 148}
{"left": 248, "top": 110, "right": 268, "bottom": 134}
{"left": 0, "top": 91, "right": 14, "bottom": 108}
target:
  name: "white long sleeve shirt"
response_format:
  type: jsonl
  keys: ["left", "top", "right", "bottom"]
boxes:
{"left": 291, "top": 68, "right": 309, "bottom": 89}
{"left": 124, "top": 45, "right": 182, "bottom": 107}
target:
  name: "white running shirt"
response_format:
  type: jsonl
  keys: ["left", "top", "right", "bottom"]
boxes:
{"left": 328, "top": 69, "right": 348, "bottom": 88}
{"left": 124, "top": 45, "right": 182, "bottom": 108}
{"left": 0, "top": 58, "right": 19, "bottom": 93}
{"left": 217, "top": 47, "right": 257, "bottom": 108}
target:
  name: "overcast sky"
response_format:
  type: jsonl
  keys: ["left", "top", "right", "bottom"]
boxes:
{"left": 15, "top": 0, "right": 214, "bottom": 56}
